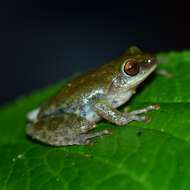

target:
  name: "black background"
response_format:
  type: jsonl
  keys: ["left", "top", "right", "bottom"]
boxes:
{"left": 0, "top": 0, "right": 189, "bottom": 105}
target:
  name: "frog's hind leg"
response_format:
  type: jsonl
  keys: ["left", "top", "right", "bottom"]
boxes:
{"left": 26, "top": 113, "right": 110, "bottom": 146}
{"left": 77, "top": 130, "right": 111, "bottom": 145}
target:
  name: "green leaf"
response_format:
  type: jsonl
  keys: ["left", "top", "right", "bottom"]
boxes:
{"left": 0, "top": 51, "right": 190, "bottom": 190}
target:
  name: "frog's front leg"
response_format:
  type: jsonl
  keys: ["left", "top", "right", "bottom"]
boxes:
{"left": 93, "top": 101, "right": 158, "bottom": 126}
{"left": 128, "top": 104, "right": 160, "bottom": 115}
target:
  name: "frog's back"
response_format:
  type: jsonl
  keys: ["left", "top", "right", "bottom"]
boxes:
{"left": 38, "top": 60, "right": 120, "bottom": 118}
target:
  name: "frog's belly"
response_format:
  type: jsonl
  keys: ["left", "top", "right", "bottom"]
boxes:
{"left": 80, "top": 104, "right": 101, "bottom": 122}
{"left": 81, "top": 91, "right": 134, "bottom": 122}
{"left": 85, "top": 110, "right": 101, "bottom": 122}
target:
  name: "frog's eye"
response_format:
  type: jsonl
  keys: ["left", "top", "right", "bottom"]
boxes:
{"left": 123, "top": 59, "right": 139, "bottom": 76}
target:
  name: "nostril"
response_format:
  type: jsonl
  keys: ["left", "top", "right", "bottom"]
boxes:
{"left": 150, "top": 57, "right": 157, "bottom": 64}
{"left": 145, "top": 57, "right": 157, "bottom": 65}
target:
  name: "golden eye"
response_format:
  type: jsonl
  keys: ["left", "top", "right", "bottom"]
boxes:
{"left": 124, "top": 59, "right": 139, "bottom": 76}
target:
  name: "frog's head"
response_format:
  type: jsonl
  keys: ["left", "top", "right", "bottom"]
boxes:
{"left": 115, "top": 46, "right": 157, "bottom": 90}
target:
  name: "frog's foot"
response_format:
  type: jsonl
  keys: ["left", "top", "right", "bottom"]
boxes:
{"left": 123, "top": 104, "right": 160, "bottom": 123}
{"left": 77, "top": 130, "right": 111, "bottom": 145}
{"left": 156, "top": 69, "right": 173, "bottom": 78}
{"left": 128, "top": 104, "right": 160, "bottom": 115}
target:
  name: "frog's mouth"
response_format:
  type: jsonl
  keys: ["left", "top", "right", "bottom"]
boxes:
{"left": 139, "top": 63, "right": 157, "bottom": 82}
{"left": 127, "top": 63, "right": 157, "bottom": 89}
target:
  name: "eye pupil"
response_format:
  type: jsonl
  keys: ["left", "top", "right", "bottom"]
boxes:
{"left": 124, "top": 59, "right": 139, "bottom": 76}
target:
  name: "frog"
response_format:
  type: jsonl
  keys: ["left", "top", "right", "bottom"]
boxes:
{"left": 26, "top": 46, "right": 160, "bottom": 146}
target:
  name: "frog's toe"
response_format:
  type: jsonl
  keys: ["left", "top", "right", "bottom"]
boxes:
{"left": 83, "top": 139, "right": 94, "bottom": 146}
{"left": 129, "top": 115, "right": 151, "bottom": 123}
{"left": 78, "top": 129, "right": 111, "bottom": 144}
{"left": 144, "top": 116, "right": 151, "bottom": 123}
{"left": 86, "top": 129, "right": 111, "bottom": 138}
{"left": 128, "top": 104, "right": 160, "bottom": 116}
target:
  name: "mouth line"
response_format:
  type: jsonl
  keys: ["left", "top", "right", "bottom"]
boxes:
{"left": 142, "top": 64, "right": 157, "bottom": 79}
{"left": 127, "top": 64, "right": 157, "bottom": 89}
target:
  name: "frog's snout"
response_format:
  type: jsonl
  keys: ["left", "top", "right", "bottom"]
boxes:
{"left": 150, "top": 57, "right": 157, "bottom": 65}
{"left": 143, "top": 56, "right": 157, "bottom": 70}
{"left": 147, "top": 56, "right": 157, "bottom": 65}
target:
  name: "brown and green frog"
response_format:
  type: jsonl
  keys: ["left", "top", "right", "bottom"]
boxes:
{"left": 26, "top": 46, "right": 159, "bottom": 146}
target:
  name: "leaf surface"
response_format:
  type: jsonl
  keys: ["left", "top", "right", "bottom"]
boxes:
{"left": 0, "top": 51, "right": 190, "bottom": 190}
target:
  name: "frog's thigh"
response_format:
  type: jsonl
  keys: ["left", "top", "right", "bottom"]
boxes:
{"left": 93, "top": 102, "right": 146, "bottom": 126}
{"left": 27, "top": 113, "right": 109, "bottom": 146}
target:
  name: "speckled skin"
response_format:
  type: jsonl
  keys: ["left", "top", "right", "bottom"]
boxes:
{"left": 26, "top": 46, "right": 159, "bottom": 146}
